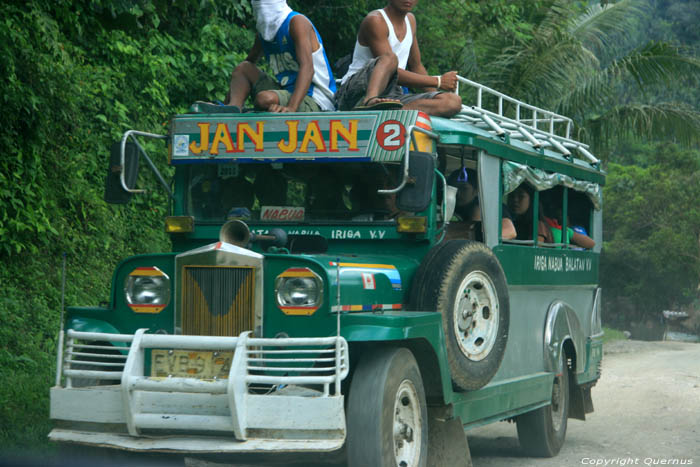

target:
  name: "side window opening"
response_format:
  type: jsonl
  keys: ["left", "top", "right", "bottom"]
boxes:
{"left": 538, "top": 186, "right": 596, "bottom": 250}
{"left": 439, "top": 151, "right": 482, "bottom": 242}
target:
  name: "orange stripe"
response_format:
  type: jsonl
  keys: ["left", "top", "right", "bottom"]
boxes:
{"left": 279, "top": 267, "right": 316, "bottom": 278}
{"left": 129, "top": 267, "right": 166, "bottom": 277}
{"left": 129, "top": 304, "right": 166, "bottom": 313}
{"left": 280, "top": 306, "right": 318, "bottom": 316}
{"left": 330, "top": 262, "right": 396, "bottom": 269}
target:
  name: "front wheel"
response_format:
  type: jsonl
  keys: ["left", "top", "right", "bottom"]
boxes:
{"left": 347, "top": 347, "right": 428, "bottom": 467}
{"left": 516, "top": 351, "right": 570, "bottom": 457}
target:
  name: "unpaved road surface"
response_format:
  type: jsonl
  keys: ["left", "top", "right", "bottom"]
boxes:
{"left": 469, "top": 340, "right": 700, "bottom": 466}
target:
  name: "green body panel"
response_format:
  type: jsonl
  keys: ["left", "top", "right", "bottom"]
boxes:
{"left": 261, "top": 252, "right": 422, "bottom": 339}
{"left": 65, "top": 317, "right": 127, "bottom": 350}
{"left": 454, "top": 373, "right": 554, "bottom": 429}
{"left": 69, "top": 253, "right": 179, "bottom": 336}
{"left": 578, "top": 336, "right": 603, "bottom": 384}
{"left": 494, "top": 245, "right": 599, "bottom": 286}
{"left": 66, "top": 315, "right": 123, "bottom": 336}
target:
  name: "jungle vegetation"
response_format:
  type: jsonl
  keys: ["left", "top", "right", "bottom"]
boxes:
{"left": 1, "top": 0, "right": 698, "bottom": 451}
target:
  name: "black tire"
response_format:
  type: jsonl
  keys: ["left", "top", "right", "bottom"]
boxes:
{"left": 414, "top": 240, "right": 509, "bottom": 391}
{"left": 516, "top": 351, "right": 570, "bottom": 457}
{"left": 407, "top": 240, "right": 465, "bottom": 310}
{"left": 347, "top": 347, "right": 428, "bottom": 467}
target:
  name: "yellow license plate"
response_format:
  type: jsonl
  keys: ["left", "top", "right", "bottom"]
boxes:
{"left": 150, "top": 350, "right": 234, "bottom": 379}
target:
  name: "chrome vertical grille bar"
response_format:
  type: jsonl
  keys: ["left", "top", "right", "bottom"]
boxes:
{"left": 182, "top": 266, "right": 255, "bottom": 336}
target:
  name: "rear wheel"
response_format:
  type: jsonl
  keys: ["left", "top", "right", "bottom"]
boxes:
{"left": 516, "top": 351, "right": 570, "bottom": 457}
{"left": 347, "top": 347, "right": 428, "bottom": 467}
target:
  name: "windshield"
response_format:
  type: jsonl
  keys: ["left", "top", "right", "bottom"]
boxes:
{"left": 184, "top": 162, "right": 403, "bottom": 224}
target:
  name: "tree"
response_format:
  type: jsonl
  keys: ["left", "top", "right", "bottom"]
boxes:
{"left": 601, "top": 142, "right": 700, "bottom": 326}
{"left": 467, "top": 0, "right": 700, "bottom": 152}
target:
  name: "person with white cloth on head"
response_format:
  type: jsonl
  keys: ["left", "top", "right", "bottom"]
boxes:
{"left": 223, "top": 0, "right": 336, "bottom": 113}
{"left": 336, "top": 0, "right": 462, "bottom": 117}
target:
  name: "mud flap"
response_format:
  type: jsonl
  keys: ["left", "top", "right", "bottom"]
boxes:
{"left": 427, "top": 408, "right": 472, "bottom": 467}
{"left": 570, "top": 383, "right": 595, "bottom": 420}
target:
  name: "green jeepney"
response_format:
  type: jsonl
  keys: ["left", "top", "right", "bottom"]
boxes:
{"left": 50, "top": 77, "right": 604, "bottom": 466}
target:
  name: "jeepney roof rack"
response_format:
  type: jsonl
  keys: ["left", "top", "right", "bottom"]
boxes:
{"left": 452, "top": 76, "right": 600, "bottom": 168}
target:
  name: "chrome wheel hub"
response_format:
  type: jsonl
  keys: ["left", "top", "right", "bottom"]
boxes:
{"left": 393, "top": 379, "right": 422, "bottom": 467}
{"left": 453, "top": 271, "right": 499, "bottom": 361}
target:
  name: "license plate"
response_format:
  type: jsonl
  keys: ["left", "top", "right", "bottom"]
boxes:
{"left": 150, "top": 350, "right": 234, "bottom": 379}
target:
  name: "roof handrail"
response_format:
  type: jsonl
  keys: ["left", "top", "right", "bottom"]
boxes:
{"left": 453, "top": 76, "right": 600, "bottom": 167}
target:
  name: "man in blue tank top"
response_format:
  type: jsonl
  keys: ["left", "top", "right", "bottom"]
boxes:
{"left": 337, "top": 0, "right": 462, "bottom": 117}
{"left": 221, "top": 0, "right": 336, "bottom": 113}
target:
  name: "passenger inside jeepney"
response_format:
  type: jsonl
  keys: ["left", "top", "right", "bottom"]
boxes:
{"left": 350, "top": 165, "right": 403, "bottom": 220}
{"left": 541, "top": 188, "right": 595, "bottom": 249}
{"left": 253, "top": 166, "right": 288, "bottom": 207}
{"left": 222, "top": 175, "right": 255, "bottom": 220}
{"left": 508, "top": 183, "right": 553, "bottom": 244}
{"left": 445, "top": 167, "right": 517, "bottom": 241}
{"left": 305, "top": 167, "right": 350, "bottom": 219}
{"left": 189, "top": 166, "right": 224, "bottom": 219}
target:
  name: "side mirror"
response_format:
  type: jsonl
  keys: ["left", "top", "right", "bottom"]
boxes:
{"left": 104, "top": 141, "right": 139, "bottom": 204}
{"left": 397, "top": 151, "right": 435, "bottom": 212}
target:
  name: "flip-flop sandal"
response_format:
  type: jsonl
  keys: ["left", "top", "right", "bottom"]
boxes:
{"left": 190, "top": 101, "right": 242, "bottom": 114}
{"left": 353, "top": 96, "right": 403, "bottom": 111}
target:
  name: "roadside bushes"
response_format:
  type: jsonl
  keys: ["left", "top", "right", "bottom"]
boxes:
{"left": 0, "top": 1, "right": 252, "bottom": 450}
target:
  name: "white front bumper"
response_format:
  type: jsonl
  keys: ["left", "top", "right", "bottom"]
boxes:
{"left": 50, "top": 329, "right": 349, "bottom": 453}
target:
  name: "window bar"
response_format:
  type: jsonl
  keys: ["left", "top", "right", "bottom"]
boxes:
{"left": 533, "top": 190, "right": 540, "bottom": 247}
{"left": 562, "top": 187, "right": 569, "bottom": 249}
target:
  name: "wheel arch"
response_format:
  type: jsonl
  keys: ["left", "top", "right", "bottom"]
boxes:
{"left": 347, "top": 337, "right": 450, "bottom": 404}
{"left": 544, "top": 301, "right": 584, "bottom": 375}
{"left": 66, "top": 317, "right": 128, "bottom": 351}
{"left": 545, "top": 302, "right": 592, "bottom": 422}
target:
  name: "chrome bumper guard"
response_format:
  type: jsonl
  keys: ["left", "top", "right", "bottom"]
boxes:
{"left": 50, "top": 329, "right": 349, "bottom": 453}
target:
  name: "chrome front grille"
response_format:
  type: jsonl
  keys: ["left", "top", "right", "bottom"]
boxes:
{"left": 181, "top": 266, "right": 255, "bottom": 336}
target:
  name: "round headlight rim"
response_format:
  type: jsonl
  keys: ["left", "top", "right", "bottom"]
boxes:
{"left": 274, "top": 267, "right": 324, "bottom": 310}
{"left": 124, "top": 266, "right": 171, "bottom": 308}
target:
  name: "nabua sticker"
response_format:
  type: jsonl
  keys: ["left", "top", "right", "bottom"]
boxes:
{"left": 260, "top": 206, "right": 305, "bottom": 221}
{"left": 173, "top": 135, "right": 189, "bottom": 156}
{"left": 362, "top": 273, "right": 376, "bottom": 290}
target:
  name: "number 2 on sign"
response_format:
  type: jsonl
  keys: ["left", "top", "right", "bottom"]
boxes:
{"left": 377, "top": 120, "right": 406, "bottom": 151}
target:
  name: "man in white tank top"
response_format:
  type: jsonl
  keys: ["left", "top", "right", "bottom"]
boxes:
{"left": 336, "top": 0, "right": 462, "bottom": 117}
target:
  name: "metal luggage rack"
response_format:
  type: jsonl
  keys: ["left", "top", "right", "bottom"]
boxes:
{"left": 453, "top": 76, "right": 600, "bottom": 168}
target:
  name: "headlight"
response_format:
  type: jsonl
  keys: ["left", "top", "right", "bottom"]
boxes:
{"left": 124, "top": 267, "right": 170, "bottom": 313}
{"left": 275, "top": 268, "right": 323, "bottom": 315}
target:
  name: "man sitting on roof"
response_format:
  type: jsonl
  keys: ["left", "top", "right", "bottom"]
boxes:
{"left": 336, "top": 0, "right": 462, "bottom": 116}
{"left": 201, "top": 0, "right": 336, "bottom": 113}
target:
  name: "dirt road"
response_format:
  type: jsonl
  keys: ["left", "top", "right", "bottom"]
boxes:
{"left": 469, "top": 340, "right": 700, "bottom": 466}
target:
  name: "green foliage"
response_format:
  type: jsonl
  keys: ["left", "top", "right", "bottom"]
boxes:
{"left": 415, "top": 0, "right": 550, "bottom": 75}
{"left": 602, "top": 326, "right": 628, "bottom": 343}
{"left": 602, "top": 142, "right": 700, "bottom": 326}
{"left": 468, "top": 0, "right": 700, "bottom": 151}
{"left": 289, "top": 0, "right": 385, "bottom": 65}
{"left": 0, "top": 0, "right": 252, "bottom": 451}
